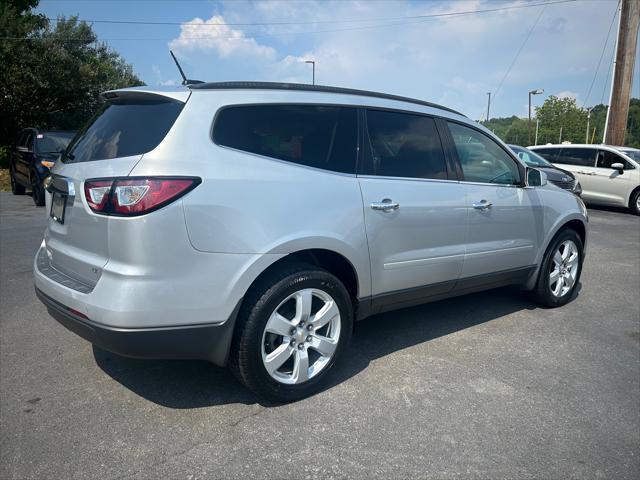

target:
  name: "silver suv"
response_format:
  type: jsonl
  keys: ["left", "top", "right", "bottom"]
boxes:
{"left": 34, "top": 82, "right": 588, "bottom": 401}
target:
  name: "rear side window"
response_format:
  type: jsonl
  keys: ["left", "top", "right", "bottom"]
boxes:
{"left": 556, "top": 148, "right": 596, "bottom": 167}
{"left": 448, "top": 122, "right": 520, "bottom": 185}
{"left": 596, "top": 150, "right": 634, "bottom": 170}
{"left": 63, "top": 97, "right": 184, "bottom": 163}
{"left": 213, "top": 105, "right": 358, "bottom": 174}
{"left": 533, "top": 147, "right": 561, "bottom": 163}
{"left": 363, "top": 110, "right": 447, "bottom": 180}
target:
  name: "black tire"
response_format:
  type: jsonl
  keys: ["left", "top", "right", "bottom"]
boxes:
{"left": 10, "top": 168, "right": 26, "bottom": 195}
{"left": 630, "top": 189, "right": 640, "bottom": 216}
{"left": 230, "top": 263, "right": 353, "bottom": 403}
{"left": 31, "top": 172, "right": 45, "bottom": 206}
{"left": 532, "top": 228, "right": 584, "bottom": 308}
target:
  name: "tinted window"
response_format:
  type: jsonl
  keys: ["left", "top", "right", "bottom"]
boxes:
{"left": 36, "top": 132, "right": 75, "bottom": 154}
{"left": 596, "top": 150, "right": 634, "bottom": 170}
{"left": 533, "top": 147, "right": 561, "bottom": 163}
{"left": 25, "top": 132, "right": 34, "bottom": 151}
{"left": 448, "top": 122, "right": 520, "bottom": 185}
{"left": 63, "top": 97, "right": 184, "bottom": 164}
{"left": 619, "top": 149, "right": 640, "bottom": 162}
{"left": 363, "top": 110, "right": 447, "bottom": 179}
{"left": 17, "top": 132, "right": 28, "bottom": 148}
{"left": 213, "top": 105, "right": 357, "bottom": 174}
{"left": 556, "top": 148, "right": 596, "bottom": 166}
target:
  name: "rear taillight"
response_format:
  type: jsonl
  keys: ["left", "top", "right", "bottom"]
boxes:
{"left": 84, "top": 177, "right": 200, "bottom": 216}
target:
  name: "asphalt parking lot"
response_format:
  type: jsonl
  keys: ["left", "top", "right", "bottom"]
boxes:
{"left": 1, "top": 192, "right": 639, "bottom": 480}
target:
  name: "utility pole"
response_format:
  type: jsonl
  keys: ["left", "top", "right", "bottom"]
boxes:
{"left": 586, "top": 107, "right": 592, "bottom": 144}
{"left": 528, "top": 89, "right": 544, "bottom": 145}
{"left": 604, "top": 0, "right": 639, "bottom": 145}
{"left": 485, "top": 92, "right": 491, "bottom": 123}
{"left": 534, "top": 118, "right": 540, "bottom": 146}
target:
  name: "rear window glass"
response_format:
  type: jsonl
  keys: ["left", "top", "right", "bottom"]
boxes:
{"left": 364, "top": 110, "right": 447, "bottom": 179}
{"left": 62, "top": 97, "right": 184, "bottom": 163}
{"left": 213, "top": 105, "right": 358, "bottom": 174}
{"left": 533, "top": 147, "right": 561, "bottom": 163}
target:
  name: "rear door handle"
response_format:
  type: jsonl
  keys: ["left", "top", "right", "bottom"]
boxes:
{"left": 472, "top": 200, "right": 493, "bottom": 210}
{"left": 370, "top": 199, "right": 400, "bottom": 212}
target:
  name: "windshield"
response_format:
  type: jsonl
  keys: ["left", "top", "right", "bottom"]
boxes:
{"left": 36, "top": 132, "right": 74, "bottom": 153}
{"left": 509, "top": 145, "right": 552, "bottom": 167}
{"left": 619, "top": 149, "right": 640, "bottom": 162}
{"left": 62, "top": 96, "right": 184, "bottom": 163}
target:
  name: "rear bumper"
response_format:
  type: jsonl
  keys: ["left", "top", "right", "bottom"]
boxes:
{"left": 36, "top": 288, "right": 241, "bottom": 366}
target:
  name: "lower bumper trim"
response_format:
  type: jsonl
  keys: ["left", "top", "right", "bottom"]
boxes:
{"left": 35, "top": 288, "right": 241, "bottom": 366}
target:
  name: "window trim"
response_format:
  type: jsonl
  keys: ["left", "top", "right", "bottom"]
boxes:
{"left": 358, "top": 107, "right": 454, "bottom": 181}
{"left": 210, "top": 102, "right": 361, "bottom": 176}
{"left": 444, "top": 119, "right": 526, "bottom": 187}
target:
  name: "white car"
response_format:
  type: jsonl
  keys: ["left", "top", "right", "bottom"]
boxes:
{"left": 529, "top": 144, "right": 640, "bottom": 215}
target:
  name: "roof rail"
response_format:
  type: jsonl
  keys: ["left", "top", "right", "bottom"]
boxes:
{"left": 189, "top": 81, "right": 465, "bottom": 116}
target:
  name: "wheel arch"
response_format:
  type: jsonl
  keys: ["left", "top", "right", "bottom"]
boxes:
{"left": 628, "top": 185, "right": 640, "bottom": 210}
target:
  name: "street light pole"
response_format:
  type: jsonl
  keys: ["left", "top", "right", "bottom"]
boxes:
{"left": 305, "top": 60, "right": 315, "bottom": 85}
{"left": 528, "top": 88, "right": 544, "bottom": 145}
{"left": 486, "top": 92, "right": 491, "bottom": 123}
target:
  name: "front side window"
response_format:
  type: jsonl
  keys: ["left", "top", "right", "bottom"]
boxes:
{"left": 596, "top": 150, "right": 634, "bottom": 170}
{"left": 556, "top": 148, "right": 596, "bottom": 167}
{"left": 63, "top": 97, "right": 184, "bottom": 163}
{"left": 213, "top": 105, "right": 358, "bottom": 174}
{"left": 363, "top": 110, "right": 447, "bottom": 180}
{"left": 448, "top": 122, "right": 520, "bottom": 185}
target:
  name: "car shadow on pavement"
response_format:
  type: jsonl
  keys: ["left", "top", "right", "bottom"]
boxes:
{"left": 93, "top": 287, "right": 551, "bottom": 409}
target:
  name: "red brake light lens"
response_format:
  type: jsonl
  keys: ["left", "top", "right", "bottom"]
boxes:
{"left": 84, "top": 177, "right": 200, "bottom": 216}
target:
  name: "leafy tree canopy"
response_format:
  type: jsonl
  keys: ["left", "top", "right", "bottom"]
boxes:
{"left": 0, "top": 0, "right": 143, "bottom": 159}
{"left": 485, "top": 96, "right": 640, "bottom": 148}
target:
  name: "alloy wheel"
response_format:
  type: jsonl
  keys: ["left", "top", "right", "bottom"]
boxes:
{"left": 549, "top": 240, "right": 579, "bottom": 297}
{"left": 261, "top": 288, "right": 341, "bottom": 385}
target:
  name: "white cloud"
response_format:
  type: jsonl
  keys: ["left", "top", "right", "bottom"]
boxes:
{"left": 169, "top": 15, "right": 276, "bottom": 60}
{"left": 555, "top": 90, "right": 579, "bottom": 101}
{"left": 167, "top": 0, "right": 622, "bottom": 117}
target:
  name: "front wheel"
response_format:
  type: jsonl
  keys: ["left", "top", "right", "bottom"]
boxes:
{"left": 230, "top": 264, "right": 353, "bottom": 402}
{"left": 10, "top": 168, "right": 26, "bottom": 195}
{"left": 532, "top": 229, "right": 584, "bottom": 308}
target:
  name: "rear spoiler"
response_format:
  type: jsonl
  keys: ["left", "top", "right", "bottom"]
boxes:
{"left": 100, "top": 87, "right": 190, "bottom": 103}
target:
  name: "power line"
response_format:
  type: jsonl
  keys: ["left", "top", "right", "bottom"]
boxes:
{"left": 44, "top": 0, "right": 576, "bottom": 28}
{"left": 582, "top": 0, "right": 620, "bottom": 107}
{"left": 491, "top": 4, "right": 547, "bottom": 101}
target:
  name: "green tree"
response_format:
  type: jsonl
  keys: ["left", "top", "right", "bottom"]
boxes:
{"left": 535, "top": 96, "right": 586, "bottom": 145}
{"left": 0, "top": 1, "right": 143, "bottom": 166}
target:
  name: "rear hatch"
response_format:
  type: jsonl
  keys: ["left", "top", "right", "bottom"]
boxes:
{"left": 43, "top": 89, "right": 188, "bottom": 289}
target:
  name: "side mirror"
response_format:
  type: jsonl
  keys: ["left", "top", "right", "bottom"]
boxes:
{"left": 526, "top": 167, "right": 547, "bottom": 187}
{"left": 611, "top": 162, "right": 624, "bottom": 174}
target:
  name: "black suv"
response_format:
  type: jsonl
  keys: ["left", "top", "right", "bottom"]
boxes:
{"left": 10, "top": 128, "right": 76, "bottom": 205}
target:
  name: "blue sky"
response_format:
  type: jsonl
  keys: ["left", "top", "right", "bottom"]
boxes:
{"left": 36, "top": 0, "right": 638, "bottom": 119}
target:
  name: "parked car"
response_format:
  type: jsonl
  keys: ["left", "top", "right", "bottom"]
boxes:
{"left": 529, "top": 144, "right": 640, "bottom": 215}
{"left": 10, "top": 128, "right": 76, "bottom": 206}
{"left": 509, "top": 145, "right": 581, "bottom": 196}
{"left": 34, "top": 83, "right": 588, "bottom": 402}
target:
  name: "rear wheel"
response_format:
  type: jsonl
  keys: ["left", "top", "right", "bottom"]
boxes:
{"left": 630, "top": 189, "right": 640, "bottom": 216}
{"left": 10, "top": 168, "right": 25, "bottom": 195}
{"left": 532, "top": 229, "right": 584, "bottom": 308}
{"left": 230, "top": 264, "right": 353, "bottom": 402}
{"left": 31, "top": 171, "right": 45, "bottom": 206}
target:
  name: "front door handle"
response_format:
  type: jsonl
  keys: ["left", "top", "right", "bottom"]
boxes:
{"left": 370, "top": 199, "right": 400, "bottom": 212}
{"left": 472, "top": 200, "right": 493, "bottom": 210}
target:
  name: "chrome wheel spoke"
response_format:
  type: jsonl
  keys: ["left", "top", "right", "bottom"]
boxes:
{"left": 264, "top": 343, "right": 293, "bottom": 374}
{"left": 295, "top": 289, "right": 313, "bottom": 324}
{"left": 552, "top": 276, "right": 564, "bottom": 296}
{"left": 564, "top": 272, "right": 575, "bottom": 288}
{"left": 309, "top": 334, "right": 337, "bottom": 358}
{"left": 292, "top": 349, "right": 309, "bottom": 383}
{"left": 311, "top": 301, "right": 339, "bottom": 330}
{"left": 553, "top": 250, "right": 563, "bottom": 266}
{"left": 549, "top": 268, "right": 560, "bottom": 283}
{"left": 265, "top": 312, "right": 294, "bottom": 336}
